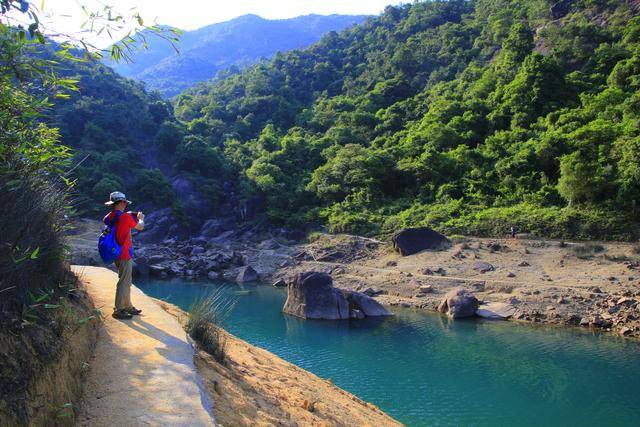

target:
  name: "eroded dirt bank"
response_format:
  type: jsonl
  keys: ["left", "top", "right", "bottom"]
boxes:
{"left": 0, "top": 275, "right": 98, "bottom": 425}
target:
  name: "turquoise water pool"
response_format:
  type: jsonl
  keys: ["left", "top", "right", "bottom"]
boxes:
{"left": 135, "top": 278, "right": 640, "bottom": 426}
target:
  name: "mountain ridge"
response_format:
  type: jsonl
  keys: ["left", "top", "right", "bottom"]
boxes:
{"left": 108, "top": 13, "right": 369, "bottom": 97}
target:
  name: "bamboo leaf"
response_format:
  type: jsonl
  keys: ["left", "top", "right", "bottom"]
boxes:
{"left": 30, "top": 247, "right": 40, "bottom": 259}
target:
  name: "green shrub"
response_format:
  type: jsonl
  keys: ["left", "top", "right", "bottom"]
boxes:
{"left": 375, "top": 202, "right": 639, "bottom": 241}
{"left": 307, "top": 231, "right": 324, "bottom": 242}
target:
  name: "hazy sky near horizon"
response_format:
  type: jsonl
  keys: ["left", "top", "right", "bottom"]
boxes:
{"left": 31, "top": 0, "right": 405, "bottom": 48}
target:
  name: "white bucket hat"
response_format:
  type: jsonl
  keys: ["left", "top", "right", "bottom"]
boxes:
{"left": 104, "top": 191, "right": 132, "bottom": 206}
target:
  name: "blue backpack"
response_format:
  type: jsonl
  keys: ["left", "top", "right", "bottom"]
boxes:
{"left": 98, "top": 211, "right": 123, "bottom": 265}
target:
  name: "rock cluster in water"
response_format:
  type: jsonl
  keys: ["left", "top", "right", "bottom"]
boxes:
{"left": 132, "top": 238, "right": 255, "bottom": 283}
{"left": 283, "top": 271, "right": 392, "bottom": 320}
{"left": 437, "top": 288, "right": 516, "bottom": 320}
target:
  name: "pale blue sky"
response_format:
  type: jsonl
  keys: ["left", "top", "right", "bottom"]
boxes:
{"left": 36, "top": 0, "right": 406, "bottom": 47}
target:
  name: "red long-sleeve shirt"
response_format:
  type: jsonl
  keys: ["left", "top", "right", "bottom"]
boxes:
{"left": 103, "top": 210, "right": 138, "bottom": 260}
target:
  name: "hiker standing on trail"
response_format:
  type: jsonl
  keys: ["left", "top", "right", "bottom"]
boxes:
{"left": 103, "top": 191, "right": 145, "bottom": 320}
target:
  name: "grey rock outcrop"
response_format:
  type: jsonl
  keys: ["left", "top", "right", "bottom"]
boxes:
{"left": 437, "top": 288, "right": 479, "bottom": 319}
{"left": 283, "top": 272, "right": 349, "bottom": 320}
{"left": 343, "top": 290, "right": 392, "bottom": 317}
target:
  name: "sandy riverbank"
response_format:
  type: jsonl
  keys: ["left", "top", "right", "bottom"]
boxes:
{"left": 155, "top": 300, "right": 401, "bottom": 427}
{"left": 269, "top": 234, "right": 640, "bottom": 337}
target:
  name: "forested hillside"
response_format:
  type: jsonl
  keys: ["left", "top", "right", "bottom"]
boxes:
{"left": 165, "top": 0, "right": 640, "bottom": 240}
{"left": 108, "top": 14, "right": 368, "bottom": 97}
{"left": 35, "top": 44, "right": 184, "bottom": 217}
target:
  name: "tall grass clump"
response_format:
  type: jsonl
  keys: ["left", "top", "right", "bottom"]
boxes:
{"left": 0, "top": 167, "right": 73, "bottom": 319}
{"left": 185, "top": 287, "right": 237, "bottom": 364}
{"left": 0, "top": 35, "right": 74, "bottom": 323}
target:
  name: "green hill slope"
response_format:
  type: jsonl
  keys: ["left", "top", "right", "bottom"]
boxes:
{"left": 44, "top": 47, "right": 185, "bottom": 216}
{"left": 169, "top": 0, "right": 640, "bottom": 240}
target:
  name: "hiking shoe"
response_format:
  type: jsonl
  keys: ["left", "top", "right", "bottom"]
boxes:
{"left": 125, "top": 307, "right": 142, "bottom": 315}
{"left": 112, "top": 309, "right": 133, "bottom": 319}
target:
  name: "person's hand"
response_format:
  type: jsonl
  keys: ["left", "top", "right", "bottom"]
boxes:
{"left": 137, "top": 211, "right": 145, "bottom": 221}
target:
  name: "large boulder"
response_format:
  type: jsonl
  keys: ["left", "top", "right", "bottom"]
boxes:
{"left": 343, "top": 290, "right": 392, "bottom": 317}
{"left": 283, "top": 272, "right": 349, "bottom": 320}
{"left": 391, "top": 227, "right": 449, "bottom": 256}
{"left": 437, "top": 288, "right": 479, "bottom": 319}
{"left": 236, "top": 265, "right": 259, "bottom": 283}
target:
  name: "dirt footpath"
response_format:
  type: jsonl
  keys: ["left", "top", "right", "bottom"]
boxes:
{"left": 71, "top": 266, "right": 215, "bottom": 427}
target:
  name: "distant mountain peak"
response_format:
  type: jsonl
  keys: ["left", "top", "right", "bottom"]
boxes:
{"left": 108, "top": 14, "right": 369, "bottom": 97}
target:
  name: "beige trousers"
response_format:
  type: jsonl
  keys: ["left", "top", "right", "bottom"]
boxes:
{"left": 114, "top": 259, "right": 133, "bottom": 311}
